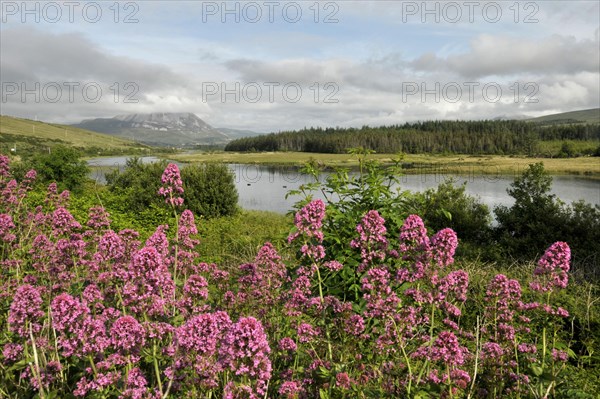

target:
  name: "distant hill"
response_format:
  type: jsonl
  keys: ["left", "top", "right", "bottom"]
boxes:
{"left": 527, "top": 108, "right": 600, "bottom": 125}
{"left": 492, "top": 114, "right": 529, "bottom": 121}
{"left": 0, "top": 115, "right": 147, "bottom": 154}
{"left": 216, "top": 127, "right": 264, "bottom": 139}
{"left": 73, "top": 113, "right": 229, "bottom": 147}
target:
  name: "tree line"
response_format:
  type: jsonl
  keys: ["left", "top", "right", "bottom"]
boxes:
{"left": 225, "top": 120, "right": 600, "bottom": 155}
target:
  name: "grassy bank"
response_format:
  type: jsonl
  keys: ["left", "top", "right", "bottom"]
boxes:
{"left": 170, "top": 151, "right": 600, "bottom": 177}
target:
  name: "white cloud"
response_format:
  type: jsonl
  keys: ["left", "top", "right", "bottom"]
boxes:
{"left": 411, "top": 33, "right": 600, "bottom": 78}
{"left": 1, "top": 1, "right": 598, "bottom": 131}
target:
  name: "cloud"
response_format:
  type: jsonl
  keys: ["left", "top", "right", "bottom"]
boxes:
{"left": 224, "top": 58, "right": 347, "bottom": 85}
{"left": 1, "top": 7, "right": 598, "bottom": 132}
{"left": 0, "top": 28, "right": 181, "bottom": 89}
{"left": 410, "top": 34, "right": 600, "bottom": 78}
{"left": 0, "top": 28, "right": 205, "bottom": 122}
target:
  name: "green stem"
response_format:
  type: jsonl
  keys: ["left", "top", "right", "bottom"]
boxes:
{"left": 513, "top": 338, "right": 521, "bottom": 399}
{"left": 400, "top": 344, "right": 413, "bottom": 395}
{"left": 447, "top": 364, "right": 454, "bottom": 399}
{"left": 143, "top": 313, "right": 164, "bottom": 395}
{"left": 467, "top": 316, "right": 481, "bottom": 399}
{"left": 171, "top": 201, "right": 180, "bottom": 314}
{"left": 88, "top": 355, "right": 98, "bottom": 377}
{"left": 153, "top": 343, "right": 164, "bottom": 395}
{"left": 541, "top": 327, "right": 547, "bottom": 373}
{"left": 29, "top": 326, "right": 45, "bottom": 399}
{"left": 427, "top": 305, "right": 436, "bottom": 376}
{"left": 314, "top": 256, "right": 332, "bottom": 361}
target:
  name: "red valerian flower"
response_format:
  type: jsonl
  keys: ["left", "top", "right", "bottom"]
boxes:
{"left": 158, "top": 163, "right": 184, "bottom": 207}
{"left": 530, "top": 241, "right": 571, "bottom": 292}
{"left": 8, "top": 284, "right": 45, "bottom": 337}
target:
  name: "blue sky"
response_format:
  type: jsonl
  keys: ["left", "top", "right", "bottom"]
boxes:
{"left": 1, "top": 1, "right": 599, "bottom": 131}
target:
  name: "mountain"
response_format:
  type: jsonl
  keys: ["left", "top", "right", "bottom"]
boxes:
{"left": 492, "top": 114, "right": 529, "bottom": 121}
{"left": 216, "top": 127, "right": 265, "bottom": 139}
{"left": 526, "top": 108, "right": 600, "bottom": 125}
{"left": 72, "top": 113, "right": 229, "bottom": 147}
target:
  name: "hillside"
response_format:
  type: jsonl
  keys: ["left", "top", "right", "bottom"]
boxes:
{"left": 528, "top": 108, "right": 600, "bottom": 125}
{"left": 216, "top": 127, "right": 264, "bottom": 139}
{"left": 73, "top": 113, "right": 229, "bottom": 147}
{"left": 0, "top": 115, "right": 149, "bottom": 155}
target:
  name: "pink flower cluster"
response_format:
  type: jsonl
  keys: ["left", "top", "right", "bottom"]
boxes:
{"left": 220, "top": 317, "right": 272, "bottom": 396}
{"left": 351, "top": 210, "right": 388, "bottom": 270}
{"left": 0, "top": 155, "right": 10, "bottom": 178}
{"left": 0, "top": 213, "right": 16, "bottom": 243}
{"left": 8, "top": 284, "right": 45, "bottom": 337}
{"left": 238, "top": 242, "right": 289, "bottom": 305}
{"left": 123, "top": 246, "right": 175, "bottom": 316}
{"left": 530, "top": 241, "right": 571, "bottom": 292}
{"left": 158, "top": 163, "right": 184, "bottom": 207}
{"left": 289, "top": 199, "right": 326, "bottom": 241}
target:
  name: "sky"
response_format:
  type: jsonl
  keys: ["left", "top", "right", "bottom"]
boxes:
{"left": 0, "top": 0, "right": 599, "bottom": 132}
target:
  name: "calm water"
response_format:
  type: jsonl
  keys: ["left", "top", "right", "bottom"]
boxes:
{"left": 230, "top": 164, "right": 600, "bottom": 214}
{"left": 88, "top": 157, "right": 600, "bottom": 214}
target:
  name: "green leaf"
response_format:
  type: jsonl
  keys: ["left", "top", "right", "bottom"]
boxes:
{"left": 8, "top": 358, "right": 31, "bottom": 372}
{"left": 317, "top": 366, "right": 331, "bottom": 379}
{"left": 319, "top": 388, "right": 330, "bottom": 399}
{"left": 530, "top": 363, "right": 544, "bottom": 377}
{"left": 414, "top": 390, "right": 433, "bottom": 398}
{"left": 441, "top": 208, "right": 452, "bottom": 221}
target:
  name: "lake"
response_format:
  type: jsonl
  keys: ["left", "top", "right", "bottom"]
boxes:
{"left": 88, "top": 157, "right": 600, "bottom": 214}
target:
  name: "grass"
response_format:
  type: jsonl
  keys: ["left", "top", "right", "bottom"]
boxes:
{"left": 169, "top": 151, "right": 600, "bottom": 177}
{"left": 536, "top": 140, "right": 599, "bottom": 156}
{"left": 0, "top": 115, "right": 149, "bottom": 153}
{"left": 197, "top": 209, "right": 291, "bottom": 268}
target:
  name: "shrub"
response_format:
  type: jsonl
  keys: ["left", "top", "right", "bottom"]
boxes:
{"left": 181, "top": 163, "right": 238, "bottom": 219}
{"left": 107, "top": 158, "right": 238, "bottom": 218}
{"left": 415, "top": 179, "right": 492, "bottom": 243}
{"left": 494, "top": 162, "right": 600, "bottom": 272}
{"left": 23, "top": 145, "right": 89, "bottom": 193}
{"left": 105, "top": 157, "right": 166, "bottom": 213}
{"left": 287, "top": 149, "right": 411, "bottom": 300}
{"left": 288, "top": 150, "right": 495, "bottom": 300}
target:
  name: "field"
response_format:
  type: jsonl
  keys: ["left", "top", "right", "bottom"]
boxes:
{"left": 170, "top": 151, "right": 600, "bottom": 177}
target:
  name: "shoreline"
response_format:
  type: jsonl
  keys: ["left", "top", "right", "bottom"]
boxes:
{"left": 167, "top": 151, "right": 600, "bottom": 179}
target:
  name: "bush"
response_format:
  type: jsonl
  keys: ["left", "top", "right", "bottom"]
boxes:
{"left": 105, "top": 157, "right": 166, "bottom": 213}
{"left": 289, "top": 150, "right": 500, "bottom": 299}
{"left": 415, "top": 179, "right": 492, "bottom": 243}
{"left": 494, "top": 163, "right": 565, "bottom": 258}
{"left": 106, "top": 158, "right": 238, "bottom": 218}
{"left": 557, "top": 141, "right": 576, "bottom": 158}
{"left": 288, "top": 149, "right": 412, "bottom": 300}
{"left": 18, "top": 145, "right": 89, "bottom": 193}
{"left": 494, "top": 162, "right": 600, "bottom": 272}
{"left": 181, "top": 163, "right": 238, "bottom": 219}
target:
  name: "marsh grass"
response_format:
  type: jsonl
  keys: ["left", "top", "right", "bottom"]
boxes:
{"left": 170, "top": 151, "right": 600, "bottom": 177}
